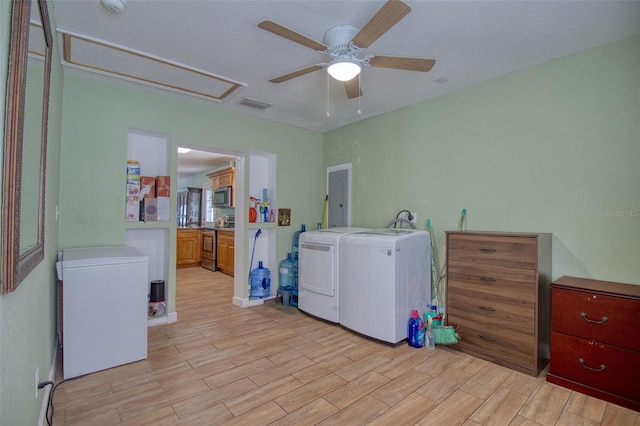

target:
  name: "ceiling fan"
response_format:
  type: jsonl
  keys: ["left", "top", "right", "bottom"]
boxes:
{"left": 258, "top": 0, "right": 436, "bottom": 99}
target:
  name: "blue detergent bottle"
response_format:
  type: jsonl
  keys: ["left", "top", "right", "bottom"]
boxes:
{"left": 408, "top": 310, "right": 425, "bottom": 348}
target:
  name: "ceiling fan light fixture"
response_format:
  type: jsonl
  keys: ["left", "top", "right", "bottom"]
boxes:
{"left": 327, "top": 58, "right": 361, "bottom": 82}
{"left": 102, "top": 0, "right": 127, "bottom": 13}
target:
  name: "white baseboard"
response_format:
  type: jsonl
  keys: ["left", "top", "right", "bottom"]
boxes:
{"left": 232, "top": 296, "right": 275, "bottom": 308}
{"left": 233, "top": 296, "right": 256, "bottom": 308}
{"left": 38, "top": 336, "right": 58, "bottom": 426}
{"left": 147, "top": 311, "right": 177, "bottom": 327}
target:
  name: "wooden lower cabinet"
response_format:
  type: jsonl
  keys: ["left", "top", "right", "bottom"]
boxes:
{"left": 217, "top": 230, "right": 234, "bottom": 276}
{"left": 177, "top": 229, "right": 201, "bottom": 268}
{"left": 547, "top": 276, "right": 640, "bottom": 412}
{"left": 445, "top": 231, "right": 552, "bottom": 377}
{"left": 201, "top": 229, "right": 216, "bottom": 271}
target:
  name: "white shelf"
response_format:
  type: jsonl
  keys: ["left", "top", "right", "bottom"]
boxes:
{"left": 126, "top": 129, "right": 172, "bottom": 313}
{"left": 249, "top": 151, "right": 277, "bottom": 295}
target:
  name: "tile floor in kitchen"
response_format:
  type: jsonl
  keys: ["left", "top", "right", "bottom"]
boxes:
{"left": 51, "top": 267, "right": 640, "bottom": 425}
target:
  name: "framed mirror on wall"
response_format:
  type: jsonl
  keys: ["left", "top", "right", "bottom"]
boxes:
{"left": 2, "top": 0, "right": 52, "bottom": 293}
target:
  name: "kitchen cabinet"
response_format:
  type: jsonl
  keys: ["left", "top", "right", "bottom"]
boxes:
{"left": 217, "top": 230, "right": 234, "bottom": 276}
{"left": 445, "top": 231, "right": 552, "bottom": 376}
{"left": 208, "top": 167, "right": 235, "bottom": 189}
{"left": 177, "top": 229, "right": 201, "bottom": 268}
{"left": 547, "top": 276, "right": 640, "bottom": 412}
{"left": 201, "top": 229, "right": 216, "bottom": 271}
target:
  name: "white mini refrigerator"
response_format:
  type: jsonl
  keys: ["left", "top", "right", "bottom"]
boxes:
{"left": 60, "top": 246, "right": 149, "bottom": 379}
{"left": 339, "top": 229, "right": 430, "bottom": 344}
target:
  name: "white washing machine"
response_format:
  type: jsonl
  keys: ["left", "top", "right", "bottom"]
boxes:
{"left": 298, "top": 227, "right": 368, "bottom": 323}
{"left": 339, "top": 229, "right": 430, "bottom": 344}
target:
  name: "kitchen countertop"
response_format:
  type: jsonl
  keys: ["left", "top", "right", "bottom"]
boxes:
{"left": 202, "top": 226, "right": 235, "bottom": 231}
{"left": 214, "top": 227, "right": 234, "bottom": 232}
{"left": 178, "top": 226, "right": 234, "bottom": 231}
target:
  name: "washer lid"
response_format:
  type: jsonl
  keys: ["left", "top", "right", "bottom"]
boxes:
{"left": 353, "top": 228, "right": 425, "bottom": 236}
{"left": 300, "top": 227, "right": 369, "bottom": 243}
{"left": 319, "top": 227, "right": 369, "bottom": 234}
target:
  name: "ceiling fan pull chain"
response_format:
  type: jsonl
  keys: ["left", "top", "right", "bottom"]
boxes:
{"left": 357, "top": 74, "right": 362, "bottom": 115}
{"left": 326, "top": 71, "right": 331, "bottom": 118}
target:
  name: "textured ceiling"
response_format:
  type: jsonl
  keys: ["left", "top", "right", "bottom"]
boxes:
{"left": 51, "top": 0, "right": 640, "bottom": 134}
{"left": 176, "top": 148, "right": 236, "bottom": 180}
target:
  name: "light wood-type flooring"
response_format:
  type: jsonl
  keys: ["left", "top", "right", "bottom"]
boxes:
{"left": 52, "top": 267, "right": 640, "bottom": 425}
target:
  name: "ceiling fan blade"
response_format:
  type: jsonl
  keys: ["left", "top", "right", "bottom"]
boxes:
{"left": 344, "top": 78, "right": 362, "bottom": 99}
{"left": 258, "top": 21, "right": 327, "bottom": 51}
{"left": 269, "top": 65, "right": 324, "bottom": 83}
{"left": 351, "top": 0, "right": 411, "bottom": 49}
{"left": 369, "top": 56, "right": 436, "bottom": 72}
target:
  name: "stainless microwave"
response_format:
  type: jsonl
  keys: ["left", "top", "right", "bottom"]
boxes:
{"left": 213, "top": 186, "right": 232, "bottom": 208}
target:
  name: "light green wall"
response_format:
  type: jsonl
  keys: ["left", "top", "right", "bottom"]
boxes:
{"left": 325, "top": 35, "right": 640, "bottom": 285}
{"left": 59, "top": 74, "right": 324, "bottom": 310}
{"left": 0, "top": 0, "right": 64, "bottom": 424}
{"left": 179, "top": 172, "right": 211, "bottom": 189}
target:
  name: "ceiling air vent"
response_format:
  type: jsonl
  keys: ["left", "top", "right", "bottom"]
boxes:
{"left": 240, "top": 97, "right": 272, "bottom": 110}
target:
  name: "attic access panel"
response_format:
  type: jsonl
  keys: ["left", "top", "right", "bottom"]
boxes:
{"left": 60, "top": 32, "right": 245, "bottom": 102}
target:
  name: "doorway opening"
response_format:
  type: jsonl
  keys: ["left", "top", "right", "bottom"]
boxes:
{"left": 326, "top": 163, "right": 352, "bottom": 227}
{"left": 177, "top": 145, "right": 245, "bottom": 302}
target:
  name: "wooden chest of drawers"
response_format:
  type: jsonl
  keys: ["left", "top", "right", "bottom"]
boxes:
{"left": 445, "top": 231, "right": 552, "bottom": 376}
{"left": 546, "top": 276, "right": 640, "bottom": 412}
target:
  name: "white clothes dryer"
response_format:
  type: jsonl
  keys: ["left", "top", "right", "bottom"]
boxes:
{"left": 339, "top": 228, "right": 431, "bottom": 344}
{"left": 298, "top": 227, "right": 368, "bottom": 323}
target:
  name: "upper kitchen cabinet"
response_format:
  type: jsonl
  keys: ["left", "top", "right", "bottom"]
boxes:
{"left": 177, "top": 187, "right": 202, "bottom": 228}
{"left": 208, "top": 167, "right": 235, "bottom": 189}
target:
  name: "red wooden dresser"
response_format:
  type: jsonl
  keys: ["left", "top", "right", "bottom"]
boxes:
{"left": 546, "top": 276, "right": 640, "bottom": 412}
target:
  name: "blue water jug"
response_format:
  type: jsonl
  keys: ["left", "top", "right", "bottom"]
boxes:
{"left": 408, "top": 310, "right": 425, "bottom": 348}
{"left": 292, "top": 224, "right": 306, "bottom": 260}
{"left": 293, "top": 257, "right": 298, "bottom": 291}
{"left": 279, "top": 253, "right": 296, "bottom": 289}
{"left": 250, "top": 261, "right": 271, "bottom": 299}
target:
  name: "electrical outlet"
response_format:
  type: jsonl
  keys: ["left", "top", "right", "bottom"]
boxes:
{"left": 410, "top": 212, "right": 417, "bottom": 225}
{"left": 35, "top": 367, "right": 39, "bottom": 398}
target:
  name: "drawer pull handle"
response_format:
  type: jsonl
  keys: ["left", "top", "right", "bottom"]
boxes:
{"left": 478, "top": 248, "right": 497, "bottom": 253}
{"left": 479, "top": 334, "right": 496, "bottom": 342}
{"left": 479, "top": 276, "right": 496, "bottom": 283}
{"left": 478, "top": 306, "right": 496, "bottom": 312}
{"left": 579, "top": 358, "right": 606, "bottom": 372}
{"left": 580, "top": 312, "right": 609, "bottom": 324}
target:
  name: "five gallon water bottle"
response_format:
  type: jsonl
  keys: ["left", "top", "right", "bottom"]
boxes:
{"left": 250, "top": 261, "right": 271, "bottom": 299}
{"left": 292, "top": 224, "right": 306, "bottom": 289}
{"left": 279, "top": 253, "right": 296, "bottom": 289}
{"left": 292, "top": 224, "right": 306, "bottom": 260}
